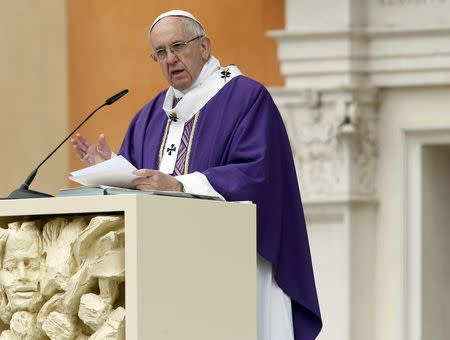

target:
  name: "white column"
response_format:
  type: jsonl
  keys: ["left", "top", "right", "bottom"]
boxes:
{"left": 271, "top": 86, "right": 378, "bottom": 340}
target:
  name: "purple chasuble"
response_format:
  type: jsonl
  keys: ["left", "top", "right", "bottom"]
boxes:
{"left": 119, "top": 75, "right": 322, "bottom": 339}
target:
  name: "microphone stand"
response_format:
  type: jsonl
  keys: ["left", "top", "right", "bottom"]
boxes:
{"left": 7, "top": 89, "right": 128, "bottom": 199}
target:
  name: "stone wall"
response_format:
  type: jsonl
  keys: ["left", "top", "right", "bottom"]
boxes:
{"left": 269, "top": 1, "right": 450, "bottom": 339}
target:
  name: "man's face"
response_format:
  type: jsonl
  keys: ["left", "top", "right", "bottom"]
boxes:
{"left": 0, "top": 230, "right": 43, "bottom": 313}
{"left": 150, "top": 17, "right": 210, "bottom": 91}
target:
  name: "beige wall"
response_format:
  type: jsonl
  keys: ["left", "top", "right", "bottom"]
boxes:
{"left": 0, "top": 1, "right": 68, "bottom": 196}
{"left": 376, "top": 86, "right": 450, "bottom": 340}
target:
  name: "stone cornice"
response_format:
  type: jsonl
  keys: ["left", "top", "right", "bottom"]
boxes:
{"left": 267, "top": 28, "right": 367, "bottom": 39}
{"left": 269, "top": 87, "right": 378, "bottom": 107}
{"left": 268, "top": 25, "right": 450, "bottom": 38}
{"left": 268, "top": 25, "right": 450, "bottom": 88}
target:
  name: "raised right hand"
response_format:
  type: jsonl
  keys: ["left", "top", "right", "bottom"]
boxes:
{"left": 70, "top": 133, "right": 112, "bottom": 166}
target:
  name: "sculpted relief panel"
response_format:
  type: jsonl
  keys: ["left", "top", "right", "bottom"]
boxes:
{"left": 0, "top": 215, "right": 125, "bottom": 339}
{"left": 277, "top": 90, "right": 378, "bottom": 201}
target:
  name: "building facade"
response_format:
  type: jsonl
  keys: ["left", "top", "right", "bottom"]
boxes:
{"left": 268, "top": 1, "right": 450, "bottom": 339}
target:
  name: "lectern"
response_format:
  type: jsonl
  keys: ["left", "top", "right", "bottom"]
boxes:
{"left": 0, "top": 195, "right": 256, "bottom": 340}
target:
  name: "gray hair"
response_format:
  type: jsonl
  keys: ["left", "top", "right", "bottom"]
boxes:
{"left": 182, "top": 16, "right": 205, "bottom": 37}
{"left": 148, "top": 16, "right": 206, "bottom": 42}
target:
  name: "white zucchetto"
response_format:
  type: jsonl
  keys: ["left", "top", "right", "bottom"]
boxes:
{"left": 149, "top": 9, "right": 203, "bottom": 34}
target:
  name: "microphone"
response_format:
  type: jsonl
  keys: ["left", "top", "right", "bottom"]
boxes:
{"left": 105, "top": 89, "right": 128, "bottom": 105}
{"left": 6, "top": 89, "right": 129, "bottom": 199}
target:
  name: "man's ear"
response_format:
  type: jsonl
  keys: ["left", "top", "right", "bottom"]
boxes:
{"left": 200, "top": 36, "right": 211, "bottom": 61}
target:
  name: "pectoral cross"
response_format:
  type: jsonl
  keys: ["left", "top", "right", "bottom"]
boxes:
{"left": 220, "top": 67, "right": 231, "bottom": 83}
{"left": 169, "top": 113, "right": 178, "bottom": 122}
{"left": 167, "top": 144, "right": 176, "bottom": 155}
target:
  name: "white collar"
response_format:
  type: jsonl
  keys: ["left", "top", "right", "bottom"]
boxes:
{"left": 172, "top": 56, "right": 220, "bottom": 98}
{"left": 162, "top": 56, "right": 242, "bottom": 122}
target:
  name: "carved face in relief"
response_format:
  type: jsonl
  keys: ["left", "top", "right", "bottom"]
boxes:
{"left": 0, "top": 223, "right": 44, "bottom": 313}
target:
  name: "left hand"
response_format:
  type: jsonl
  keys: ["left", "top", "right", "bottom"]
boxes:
{"left": 71, "top": 133, "right": 112, "bottom": 166}
{"left": 133, "top": 169, "right": 183, "bottom": 192}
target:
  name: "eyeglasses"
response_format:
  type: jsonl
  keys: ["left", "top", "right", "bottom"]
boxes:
{"left": 151, "top": 35, "right": 204, "bottom": 63}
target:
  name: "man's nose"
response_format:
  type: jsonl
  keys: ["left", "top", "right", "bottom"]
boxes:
{"left": 17, "top": 262, "right": 27, "bottom": 280}
{"left": 166, "top": 49, "right": 178, "bottom": 64}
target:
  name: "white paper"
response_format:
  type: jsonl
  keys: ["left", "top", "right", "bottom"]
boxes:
{"left": 69, "top": 156, "right": 140, "bottom": 189}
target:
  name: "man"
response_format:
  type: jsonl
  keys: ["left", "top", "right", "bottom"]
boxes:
{"left": 0, "top": 221, "right": 46, "bottom": 339}
{"left": 71, "top": 10, "right": 322, "bottom": 340}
